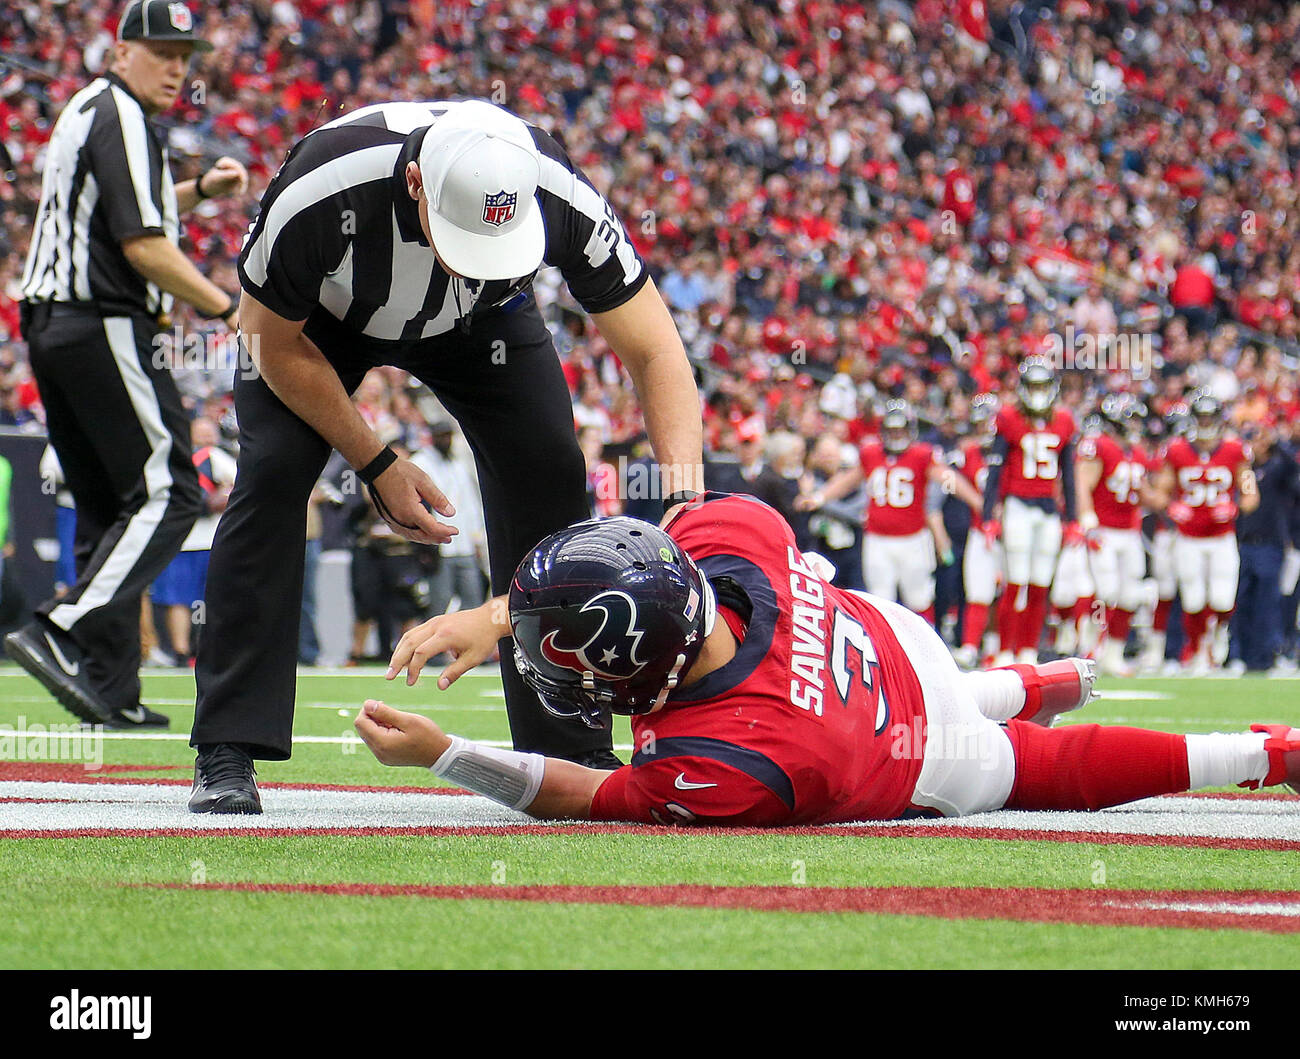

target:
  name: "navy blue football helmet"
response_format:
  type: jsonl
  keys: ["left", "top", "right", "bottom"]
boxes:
{"left": 509, "top": 516, "right": 716, "bottom": 728}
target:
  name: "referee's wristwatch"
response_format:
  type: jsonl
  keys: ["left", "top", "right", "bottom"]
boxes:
{"left": 195, "top": 167, "right": 217, "bottom": 200}
{"left": 201, "top": 297, "right": 238, "bottom": 324}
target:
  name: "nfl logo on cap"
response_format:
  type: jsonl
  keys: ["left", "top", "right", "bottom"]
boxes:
{"left": 169, "top": 2, "right": 192, "bottom": 29}
{"left": 482, "top": 191, "right": 517, "bottom": 227}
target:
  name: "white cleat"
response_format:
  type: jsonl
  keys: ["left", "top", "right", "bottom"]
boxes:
{"left": 1098, "top": 639, "right": 1135, "bottom": 678}
{"left": 952, "top": 644, "right": 980, "bottom": 670}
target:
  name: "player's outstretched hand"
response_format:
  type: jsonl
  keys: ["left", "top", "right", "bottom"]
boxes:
{"left": 386, "top": 598, "right": 508, "bottom": 689}
{"left": 369, "top": 458, "right": 458, "bottom": 545}
{"left": 354, "top": 699, "right": 449, "bottom": 767}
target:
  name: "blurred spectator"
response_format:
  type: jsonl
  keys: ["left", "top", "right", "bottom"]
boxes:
{"left": 1228, "top": 423, "right": 1300, "bottom": 672}
{"left": 578, "top": 424, "right": 622, "bottom": 518}
{"left": 410, "top": 418, "right": 488, "bottom": 643}
{"left": 299, "top": 481, "right": 326, "bottom": 667}
{"left": 346, "top": 447, "right": 434, "bottom": 664}
{"left": 800, "top": 434, "right": 866, "bottom": 590}
{"left": 149, "top": 418, "right": 236, "bottom": 666}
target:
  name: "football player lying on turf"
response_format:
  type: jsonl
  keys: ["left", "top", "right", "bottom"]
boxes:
{"left": 354, "top": 493, "right": 1299, "bottom": 824}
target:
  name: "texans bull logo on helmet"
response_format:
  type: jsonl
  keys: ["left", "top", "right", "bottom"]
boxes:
{"left": 482, "top": 190, "right": 517, "bottom": 227}
{"left": 540, "top": 590, "right": 651, "bottom": 680}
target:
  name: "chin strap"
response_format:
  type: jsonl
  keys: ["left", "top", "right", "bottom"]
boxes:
{"left": 701, "top": 577, "right": 718, "bottom": 637}
{"left": 650, "top": 652, "right": 688, "bottom": 713}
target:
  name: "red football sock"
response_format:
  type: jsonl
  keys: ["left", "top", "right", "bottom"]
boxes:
{"left": 998, "top": 585, "right": 1024, "bottom": 654}
{"left": 963, "top": 603, "right": 989, "bottom": 649}
{"left": 1182, "top": 609, "right": 1209, "bottom": 662}
{"left": 1153, "top": 598, "right": 1172, "bottom": 634}
{"left": 1004, "top": 721, "right": 1191, "bottom": 811}
{"left": 1105, "top": 607, "right": 1133, "bottom": 642}
{"left": 1072, "top": 597, "right": 1093, "bottom": 626}
{"left": 1018, "top": 584, "right": 1050, "bottom": 654}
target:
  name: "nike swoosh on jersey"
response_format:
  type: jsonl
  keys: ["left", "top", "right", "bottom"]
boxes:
{"left": 674, "top": 773, "right": 717, "bottom": 791}
{"left": 45, "top": 633, "right": 79, "bottom": 677}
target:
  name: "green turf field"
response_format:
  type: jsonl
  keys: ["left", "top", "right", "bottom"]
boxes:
{"left": 2, "top": 664, "right": 1299, "bottom": 969}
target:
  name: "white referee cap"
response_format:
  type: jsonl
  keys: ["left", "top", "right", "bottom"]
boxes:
{"left": 418, "top": 101, "right": 545, "bottom": 281}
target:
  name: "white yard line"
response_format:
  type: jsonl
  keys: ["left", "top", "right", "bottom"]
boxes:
{"left": 0, "top": 784, "right": 1293, "bottom": 838}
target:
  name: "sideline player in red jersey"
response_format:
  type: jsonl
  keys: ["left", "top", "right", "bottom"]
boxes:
{"left": 1141, "top": 406, "right": 1190, "bottom": 673}
{"left": 983, "top": 357, "right": 1078, "bottom": 666}
{"left": 798, "top": 401, "right": 982, "bottom": 623}
{"left": 355, "top": 494, "right": 1299, "bottom": 825}
{"left": 1075, "top": 394, "right": 1164, "bottom": 675}
{"left": 953, "top": 393, "right": 1001, "bottom": 668}
{"left": 1151, "top": 392, "right": 1259, "bottom": 674}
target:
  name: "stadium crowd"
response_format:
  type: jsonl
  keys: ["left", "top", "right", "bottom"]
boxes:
{"left": 1, "top": 0, "right": 1299, "bottom": 672}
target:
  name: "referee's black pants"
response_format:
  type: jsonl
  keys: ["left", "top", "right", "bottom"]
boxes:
{"left": 24, "top": 306, "right": 203, "bottom": 710}
{"left": 193, "top": 302, "right": 608, "bottom": 762}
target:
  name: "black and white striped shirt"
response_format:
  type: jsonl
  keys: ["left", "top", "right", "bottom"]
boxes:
{"left": 21, "top": 72, "right": 178, "bottom": 318}
{"left": 238, "top": 101, "right": 647, "bottom": 343}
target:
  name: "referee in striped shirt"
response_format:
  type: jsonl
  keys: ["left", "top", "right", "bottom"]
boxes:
{"left": 189, "top": 99, "right": 703, "bottom": 813}
{"left": 5, "top": 2, "right": 249, "bottom": 728}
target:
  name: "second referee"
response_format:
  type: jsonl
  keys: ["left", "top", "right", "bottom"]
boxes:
{"left": 6, "top": 1, "right": 249, "bottom": 728}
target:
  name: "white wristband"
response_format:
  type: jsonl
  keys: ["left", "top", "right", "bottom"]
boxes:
{"left": 430, "top": 735, "right": 545, "bottom": 811}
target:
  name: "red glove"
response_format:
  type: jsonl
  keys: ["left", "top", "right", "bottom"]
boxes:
{"left": 981, "top": 519, "right": 1001, "bottom": 548}
{"left": 1166, "top": 500, "right": 1194, "bottom": 528}
{"left": 1210, "top": 497, "right": 1238, "bottom": 524}
{"left": 1063, "top": 521, "right": 1086, "bottom": 547}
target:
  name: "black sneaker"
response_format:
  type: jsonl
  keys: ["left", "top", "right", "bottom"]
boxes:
{"left": 105, "top": 704, "right": 171, "bottom": 729}
{"left": 3, "top": 621, "right": 112, "bottom": 725}
{"left": 572, "top": 747, "right": 624, "bottom": 771}
{"left": 189, "top": 744, "right": 262, "bottom": 814}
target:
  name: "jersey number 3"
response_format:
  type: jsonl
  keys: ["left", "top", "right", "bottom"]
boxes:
{"left": 830, "top": 610, "right": 890, "bottom": 733}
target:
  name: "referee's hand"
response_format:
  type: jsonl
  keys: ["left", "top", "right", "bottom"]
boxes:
{"left": 203, "top": 156, "right": 250, "bottom": 198}
{"left": 370, "top": 457, "right": 458, "bottom": 546}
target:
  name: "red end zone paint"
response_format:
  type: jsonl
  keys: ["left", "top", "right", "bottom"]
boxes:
{"left": 137, "top": 881, "right": 1300, "bottom": 935}
{"left": 4, "top": 822, "right": 1299, "bottom": 852}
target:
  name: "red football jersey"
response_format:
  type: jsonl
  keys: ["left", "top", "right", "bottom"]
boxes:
{"left": 588, "top": 494, "right": 928, "bottom": 826}
{"left": 1165, "top": 437, "right": 1250, "bottom": 538}
{"left": 859, "top": 440, "right": 936, "bottom": 536}
{"left": 955, "top": 440, "right": 988, "bottom": 491}
{"left": 952, "top": 440, "right": 988, "bottom": 528}
{"left": 1078, "top": 433, "right": 1153, "bottom": 531}
{"left": 994, "top": 405, "right": 1075, "bottom": 501}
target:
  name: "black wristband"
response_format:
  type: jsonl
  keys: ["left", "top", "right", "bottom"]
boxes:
{"left": 662, "top": 490, "right": 701, "bottom": 513}
{"left": 356, "top": 445, "right": 398, "bottom": 486}
{"left": 195, "top": 169, "right": 214, "bottom": 200}
{"left": 199, "top": 296, "right": 237, "bottom": 321}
